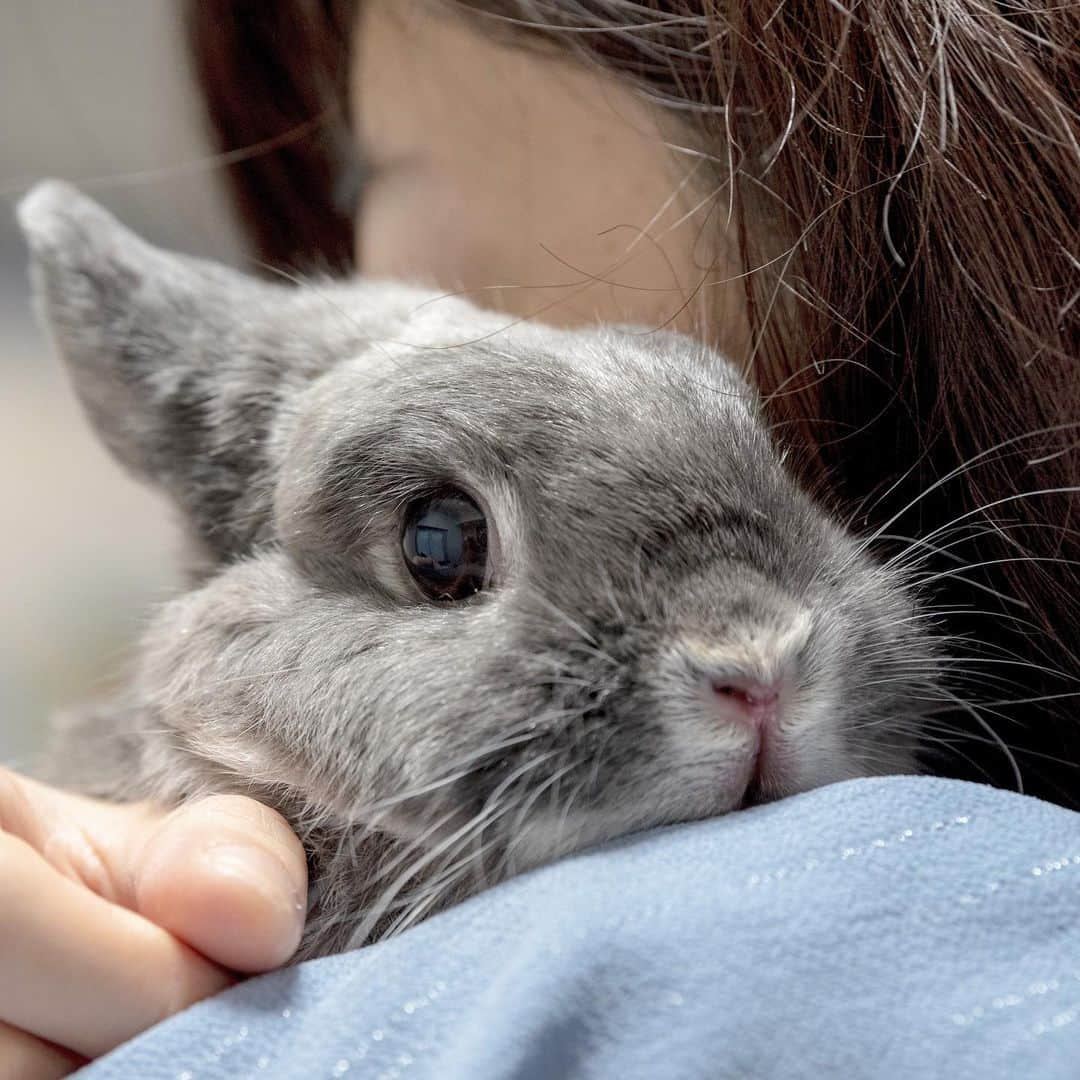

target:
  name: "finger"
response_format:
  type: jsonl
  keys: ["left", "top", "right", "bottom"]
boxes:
{"left": 0, "top": 766, "right": 50, "bottom": 849}
{"left": 0, "top": 1022, "right": 84, "bottom": 1080}
{"left": 1, "top": 769, "right": 308, "bottom": 972}
{"left": 131, "top": 795, "right": 308, "bottom": 972}
{"left": 0, "top": 831, "right": 231, "bottom": 1059}
{"left": 0, "top": 766, "right": 140, "bottom": 902}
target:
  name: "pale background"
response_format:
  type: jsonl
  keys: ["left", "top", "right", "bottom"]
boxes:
{"left": 0, "top": 2, "right": 245, "bottom": 766}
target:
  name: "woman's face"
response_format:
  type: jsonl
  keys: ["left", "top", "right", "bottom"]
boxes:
{"left": 352, "top": 1, "right": 748, "bottom": 358}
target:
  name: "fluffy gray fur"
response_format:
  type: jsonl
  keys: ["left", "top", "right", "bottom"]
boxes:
{"left": 19, "top": 182, "right": 938, "bottom": 959}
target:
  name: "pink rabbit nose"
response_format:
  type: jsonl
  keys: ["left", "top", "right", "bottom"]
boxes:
{"left": 708, "top": 678, "right": 781, "bottom": 728}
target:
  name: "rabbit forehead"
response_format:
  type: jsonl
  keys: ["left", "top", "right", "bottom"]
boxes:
{"left": 284, "top": 331, "right": 766, "bottom": 508}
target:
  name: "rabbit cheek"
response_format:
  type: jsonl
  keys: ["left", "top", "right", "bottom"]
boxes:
{"left": 132, "top": 553, "right": 389, "bottom": 811}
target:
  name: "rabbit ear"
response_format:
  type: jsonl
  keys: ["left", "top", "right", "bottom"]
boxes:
{"left": 17, "top": 181, "right": 305, "bottom": 559}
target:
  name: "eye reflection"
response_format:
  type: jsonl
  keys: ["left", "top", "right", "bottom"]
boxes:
{"left": 402, "top": 489, "right": 489, "bottom": 601}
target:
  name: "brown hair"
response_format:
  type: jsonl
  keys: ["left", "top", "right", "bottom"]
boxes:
{"left": 187, "top": 1, "right": 1079, "bottom": 805}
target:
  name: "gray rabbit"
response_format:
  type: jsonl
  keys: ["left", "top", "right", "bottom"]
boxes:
{"left": 18, "top": 182, "right": 938, "bottom": 958}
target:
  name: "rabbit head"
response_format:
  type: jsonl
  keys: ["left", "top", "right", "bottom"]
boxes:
{"left": 20, "top": 183, "right": 938, "bottom": 947}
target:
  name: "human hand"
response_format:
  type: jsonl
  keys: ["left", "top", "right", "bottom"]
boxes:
{"left": 0, "top": 766, "right": 307, "bottom": 1078}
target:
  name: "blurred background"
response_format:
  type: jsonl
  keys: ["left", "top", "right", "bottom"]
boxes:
{"left": 0, "top": 2, "right": 245, "bottom": 766}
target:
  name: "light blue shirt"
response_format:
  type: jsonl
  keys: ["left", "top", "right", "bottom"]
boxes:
{"left": 84, "top": 776, "right": 1080, "bottom": 1079}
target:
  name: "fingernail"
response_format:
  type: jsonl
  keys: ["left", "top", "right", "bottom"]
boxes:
{"left": 205, "top": 844, "right": 306, "bottom": 915}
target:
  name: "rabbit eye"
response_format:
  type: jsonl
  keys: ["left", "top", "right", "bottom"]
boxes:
{"left": 402, "top": 489, "right": 489, "bottom": 601}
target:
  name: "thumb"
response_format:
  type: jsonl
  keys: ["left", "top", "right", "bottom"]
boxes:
{"left": 128, "top": 795, "right": 308, "bottom": 973}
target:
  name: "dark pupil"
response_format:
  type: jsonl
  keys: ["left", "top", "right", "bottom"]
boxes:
{"left": 402, "top": 491, "right": 488, "bottom": 601}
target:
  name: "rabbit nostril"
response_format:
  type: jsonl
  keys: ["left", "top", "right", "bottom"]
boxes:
{"left": 711, "top": 681, "right": 778, "bottom": 706}
{"left": 708, "top": 679, "right": 781, "bottom": 725}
